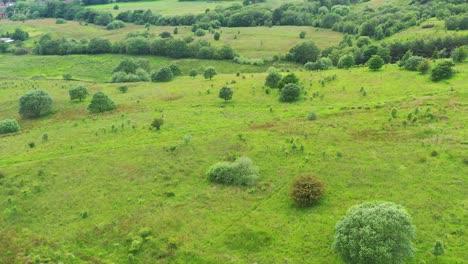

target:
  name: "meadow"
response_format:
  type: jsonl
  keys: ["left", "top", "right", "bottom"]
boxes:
{"left": 0, "top": 19, "right": 343, "bottom": 58}
{"left": 0, "top": 60, "right": 467, "bottom": 263}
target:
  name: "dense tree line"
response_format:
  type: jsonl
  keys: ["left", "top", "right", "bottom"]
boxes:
{"left": 33, "top": 33, "right": 237, "bottom": 60}
{"left": 6, "top": 0, "right": 467, "bottom": 40}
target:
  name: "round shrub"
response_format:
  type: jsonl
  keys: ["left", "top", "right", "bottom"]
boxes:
{"left": 219, "top": 86, "right": 233, "bottom": 101}
{"left": 333, "top": 201, "right": 416, "bottom": 264}
{"left": 280, "top": 83, "right": 301, "bottom": 102}
{"left": 56, "top": 18, "right": 66, "bottom": 24}
{"left": 0, "top": 119, "right": 20, "bottom": 134}
{"left": 307, "top": 111, "right": 317, "bottom": 121}
{"left": 403, "top": 56, "right": 425, "bottom": 71}
{"left": 195, "top": 29, "right": 206, "bottom": 36}
{"left": 69, "top": 86, "right": 89, "bottom": 102}
{"left": 368, "top": 55, "right": 385, "bottom": 70}
{"left": 431, "top": 59, "right": 455, "bottom": 81}
{"left": 19, "top": 90, "right": 53, "bottom": 118}
{"left": 88, "top": 92, "right": 116, "bottom": 113}
{"left": 265, "top": 71, "right": 282, "bottom": 88}
{"left": 106, "top": 20, "right": 125, "bottom": 30}
{"left": 290, "top": 176, "right": 324, "bottom": 207}
{"left": 206, "top": 157, "right": 258, "bottom": 186}
{"left": 277, "top": 73, "right": 299, "bottom": 89}
{"left": 152, "top": 67, "right": 174, "bottom": 82}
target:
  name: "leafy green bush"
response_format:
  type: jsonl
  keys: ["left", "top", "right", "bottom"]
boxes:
{"left": 203, "top": 66, "right": 217, "bottom": 80}
{"left": 337, "top": 54, "right": 355, "bottom": 69}
{"left": 431, "top": 59, "right": 455, "bottom": 81}
{"left": 368, "top": 55, "right": 384, "bottom": 71}
{"left": 152, "top": 67, "right": 174, "bottom": 82}
{"left": 278, "top": 73, "right": 299, "bottom": 89}
{"left": 206, "top": 157, "right": 258, "bottom": 186}
{"left": 118, "top": 86, "right": 128, "bottom": 93}
{"left": 151, "top": 118, "right": 164, "bottom": 130}
{"left": 0, "top": 119, "right": 20, "bottom": 134}
{"left": 195, "top": 29, "right": 206, "bottom": 36}
{"left": 265, "top": 71, "right": 282, "bottom": 88}
{"left": 106, "top": 20, "right": 125, "bottom": 30}
{"left": 56, "top": 18, "right": 66, "bottom": 24}
{"left": 88, "top": 92, "right": 116, "bottom": 113}
{"left": 19, "top": 90, "right": 53, "bottom": 118}
{"left": 403, "top": 56, "right": 425, "bottom": 71}
{"left": 279, "top": 83, "right": 301, "bottom": 102}
{"left": 169, "top": 64, "right": 182, "bottom": 76}
{"left": 219, "top": 86, "right": 233, "bottom": 101}
{"left": 69, "top": 86, "right": 89, "bottom": 102}
{"left": 290, "top": 176, "right": 324, "bottom": 207}
{"left": 307, "top": 111, "right": 317, "bottom": 121}
{"left": 333, "top": 201, "right": 415, "bottom": 264}
{"left": 305, "top": 57, "right": 333, "bottom": 71}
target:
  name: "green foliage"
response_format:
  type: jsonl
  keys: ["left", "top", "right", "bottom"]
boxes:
{"left": 368, "top": 55, "right": 384, "bottom": 71}
{"left": 304, "top": 57, "right": 333, "bottom": 71}
{"left": 106, "top": 20, "right": 125, "bottom": 30}
{"left": 333, "top": 202, "right": 415, "bottom": 264}
{"left": 203, "top": 66, "right": 217, "bottom": 80}
{"left": 19, "top": 90, "right": 53, "bottom": 118}
{"left": 63, "top": 74, "right": 73, "bottom": 80}
{"left": 0, "top": 119, "right": 20, "bottom": 134}
{"left": 287, "top": 41, "right": 321, "bottom": 64}
{"left": 299, "top": 31, "right": 306, "bottom": 39}
{"left": 265, "top": 71, "right": 282, "bottom": 88}
{"left": 403, "top": 56, "right": 425, "bottom": 71}
{"left": 279, "top": 83, "right": 301, "bottom": 102}
{"left": 290, "top": 176, "right": 325, "bottom": 207}
{"left": 417, "top": 59, "right": 431, "bottom": 74}
{"left": 219, "top": 86, "right": 233, "bottom": 101}
{"left": 11, "top": 28, "right": 29, "bottom": 41}
{"left": 151, "top": 118, "right": 164, "bottom": 130}
{"left": 431, "top": 59, "right": 455, "bottom": 81}
{"left": 206, "top": 157, "right": 259, "bottom": 186}
{"left": 69, "top": 86, "right": 89, "bottom": 102}
{"left": 111, "top": 58, "right": 150, "bottom": 82}
{"left": 432, "top": 241, "right": 445, "bottom": 258}
{"left": 451, "top": 46, "right": 467, "bottom": 62}
{"left": 195, "top": 29, "right": 206, "bottom": 37}
{"left": 307, "top": 111, "right": 317, "bottom": 121}
{"left": 214, "top": 32, "right": 221, "bottom": 41}
{"left": 278, "top": 73, "right": 299, "bottom": 90}
{"left": 152, "top": 67, "right": 174, "bottom": 82}
{"left": 88, "top": 92, "right": 116, "bottom": 113}
{"left": 169, "top": 64, "right": 182, "bottom": 76}
{"left": 337, "top": 54, "right": 355, "bottom": 69}
{"left": 189, "top": 69, "right": 198, "bottom": 78}
{"left": 56, "top": 18, "right": 67, "bottom": 24}
{"left": 118, "top": 86, "right": 128, "bottom": 93}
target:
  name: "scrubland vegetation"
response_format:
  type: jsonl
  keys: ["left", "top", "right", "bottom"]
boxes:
{"left": 0, "top": 0, "right": 467, "bottom": 263}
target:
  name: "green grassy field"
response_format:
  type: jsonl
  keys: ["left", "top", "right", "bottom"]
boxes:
{"left": 89, "top": 0, "right": 302, "bottom": 16}
{"left": 0, "top": 19, "right": 343, "bottom": 58}
{"left": 1, "top": 60, "right": 466, "bottom": 263}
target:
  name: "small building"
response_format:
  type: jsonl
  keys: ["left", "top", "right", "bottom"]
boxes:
{"left": 0, "top": 38, "right": 14, "bottom": 43}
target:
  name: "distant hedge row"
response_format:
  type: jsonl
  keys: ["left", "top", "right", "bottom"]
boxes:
{"left": 33, "top": 34, "right": 237, "bottom": 60}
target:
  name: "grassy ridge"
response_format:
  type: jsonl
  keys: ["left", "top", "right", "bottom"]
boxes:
{"left": 1, "top": 63, "right": 466, "bottom": 263}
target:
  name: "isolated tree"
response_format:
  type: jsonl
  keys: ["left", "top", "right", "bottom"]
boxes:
{"left": 152, "top": 67, "right": 174, "bottom": 82}
{"left": 219, "top": 86, "right": 233, "bottom": 102}
{"left": 368, "top": 55, "right": 384, "bottom": 71}
{"left": 290, "top": 176, "right": 324, "bottom": 207}
{"left": 151, "top": 118, "right": 164, "bottom": 130}
{"left": 279, "top": 83, "right": 301, "bottom": 102}
{"left": 432, "top": 241, "right": 445, "bottom": 259}
{"left": 88, "top": 92, "right": 116, "bottom": 113}
{"left": 265, "top": 71, "right": 282, "bottom": 88}
{"left": 189, "top": 69, "right": 198, "bottom": 78}
{"left": 69, "top": 86, "right": 89, "bottom": 102}
{"left": 333, "top": 202, "right": 416, "bottom": 264}
{"left": 288, "top": 41, "right": 320, "bottom": 64}
{"left": 203, "top": 66, "right": 217, "bottom": 80}
{"left": 299, "top": 31, "right": 306, "bottom": 39}
{"left": 214, "top": 32, "right": 221, "bottom": 41}
{"left": 19, "top": 90, "right": 53, "bottom": 118}
{"left": 337, "top": 54, "right": 355, "bottom": 69}
{"left": 431, "top": 59, "right": 455, "bottom": 81}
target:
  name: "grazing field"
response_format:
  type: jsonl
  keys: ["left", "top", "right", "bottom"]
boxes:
{"left": 0, "top": 19, "right": 342, "bottom": 58}
{"left": 89, "top": 0, "right": 302, "bottom": 16}
{"left": 0, "top": 62, "right": 466, "bottom": 263}
{"left": 0, "top": 54, "right": 300, "bottom": 82}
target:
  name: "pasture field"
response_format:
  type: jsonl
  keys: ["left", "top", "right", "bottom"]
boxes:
{"left": 0, "top": 61, "right": 467, "bottom": 263}
{"left": 0, "top": 54, "right": 300, "bottom": 82}
{"left": 89, "top": 0, "right": 302, "bottom": 16}
{"left": 0, "top": 19, "right": 343, "bottom": 58}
